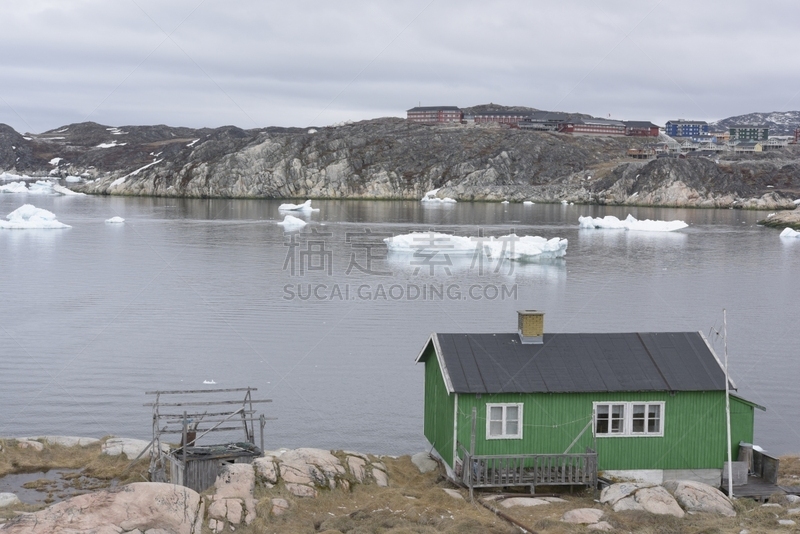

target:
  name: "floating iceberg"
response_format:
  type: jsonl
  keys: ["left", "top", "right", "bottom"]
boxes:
{"left": 780, "top": 227, "right": 800, "bottom": 238}
{"left": 523, "top": 201, "right": 535, "bottom": 205}
{"left": 0, "top": 204, "right": 71, "bottom": 229}
{"left": 65, "top": 175, "right": 82, "bottom": 183}
{"left": 421, "top": 188, "right": 457, "bottom": 204}
{"left": 278, "top": 199, "right": 320, "bottom": 212}
{"left": 277, "top": 215, "right": 308, "bottom": 230}
{"left": 203, "top": 379, "right": 216, "bottom": 385}
{"left": 578, "top": 214, "right": 688, "bottom": 232}
{"left": 384, "top": 232, "right": 567, "bottom": 261}
{"left": 0, "top": 182, "right": 28, "bottom": 194}
{"left": 1, "top": 172, "right": 33, "bottom": 181}
{"left": 106, "top": 216, "right": 125, "bottom": 224}
{"left": 501, "top": 200, "right": 510, "bottom": 204}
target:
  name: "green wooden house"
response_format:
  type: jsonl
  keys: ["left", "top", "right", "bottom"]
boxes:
{"left": 416, "top": 311, "right": 764, "bottom": 489}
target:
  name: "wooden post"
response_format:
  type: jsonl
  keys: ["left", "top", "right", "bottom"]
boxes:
{"left": 182, "top": 410, "right": 188, "bottom": 481}
{"left": 259, "top": 414, "right": 265, "bottom": 451}
{"left": 469, "top": 407, "right": 476, "bottom": 501}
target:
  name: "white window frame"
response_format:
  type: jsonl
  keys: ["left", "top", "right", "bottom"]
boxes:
{"left": 593, "top": 401, "right": 665, "bottom": 438}
{"left": 486, "top": 403, "right": 523, "bottom": 440}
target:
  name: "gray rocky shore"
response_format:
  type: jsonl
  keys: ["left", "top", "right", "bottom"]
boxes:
{"left": 2, "top": 119, "right": 799, "bottom": 209}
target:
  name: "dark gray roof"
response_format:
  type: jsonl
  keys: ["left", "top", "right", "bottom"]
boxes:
{"left": 407, "top": 106, "right": 461, "bottom": 112}
{"left": 419, "top": 332, "right": 729, "bottom": 394}
{"left": 666, "top": 120, "right": 708, "bottom": 125}
{"left": 624, "top": 121, "right": 660, "bottom": 129}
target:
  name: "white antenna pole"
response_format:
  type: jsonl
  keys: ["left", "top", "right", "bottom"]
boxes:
{"left": 724, "top": 309, "right": 733, "bottom": 499}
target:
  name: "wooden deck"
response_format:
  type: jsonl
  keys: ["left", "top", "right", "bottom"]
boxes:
{"left": 459, "top": 446, "right": 597, "bottom": 495}
{"left": 729, "top": 476, "right": 800, "bottom": 502}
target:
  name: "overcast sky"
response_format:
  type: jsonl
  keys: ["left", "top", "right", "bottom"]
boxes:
{"left": 2, "top": 0, "right": 799, "bottom": 133}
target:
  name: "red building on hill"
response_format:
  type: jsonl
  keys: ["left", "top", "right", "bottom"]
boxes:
{"left": 406, "top": 106, "right": 463, "bottom": 123}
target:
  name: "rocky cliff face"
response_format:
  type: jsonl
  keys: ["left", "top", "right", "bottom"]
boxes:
{"left": 2, "top": 118, "right": 799, "bottom": 208}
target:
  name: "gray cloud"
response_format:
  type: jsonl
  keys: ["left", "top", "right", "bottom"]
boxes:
{"left": 2, "top": 0, "right": 799, "bottom": 132}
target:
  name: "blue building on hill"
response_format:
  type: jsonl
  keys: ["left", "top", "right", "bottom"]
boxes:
{"left": 665, "top": 120, "right": 709, "bottom": 137}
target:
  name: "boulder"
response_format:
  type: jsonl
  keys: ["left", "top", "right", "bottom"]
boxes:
{"left": 0, "top": 494, "right": 21, "bottom": 508}
{"left": 588, "top": 521, "right": 615, "bottom": 532}
{"left": 788, "top": 508, "right": 800, "bottom": 515}
{"left": 634, "top": 486, "right": 684, "bottom": 518}
{"left": 442, "top": 489, "right": 463, "bottom": 500}
{"left": 0, "top": 482, "right": 203, "bottom": 534}
{"left": 34, "top": 436, "right": 99, "bottom": 447}
{"left": 279, "top": 448, "right": 345, "bottom": 490}
{"left": 253, "top": 456, "right": 278, "bottom": 485}
{"left": 541, "top": 497, "right": 568, "bottom": 503}
{"left": 779, "top": 519, "right": 796, "bottom": 526}
{"left": 663, "top": 480, "right": 736, "bottom": 517}
{"left": 786, "top": 495, "right": 800, "bottom": 504}
{"left": 15, "top": 439, "right": 43, "bottom": 451}
{"left": 562, "top": 508, "right": 604, "bottom": 524}
{"left": 499, "top": 497, "right": 549, "bottom": 508}
{"left": 612, "top": 496, "right": 644, "bottom": 512}
{"left": 271, "top": 498, "right": 290, "bottom": 516}
{"left": 213, "top": 463, "right": 255, "bottom": 500}
{"left": 102, "top": 438, "right": 164, "bottom": 460}
{"left": 346, "top": 456, "right": 366, "bottom": 483}
{"left": 600, "top": 482, "right": 655, "bottom": 505}
{"left": 411, "top": 452, "right": 438, "bottom": 473}
{"left": 372, "top": 467, "right": 388, "bottom": 487}
{"left": 286, "top": 483, "right": 318, "bottom": 498}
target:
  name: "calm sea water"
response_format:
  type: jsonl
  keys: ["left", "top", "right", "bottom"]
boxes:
{"left": 1, "top": 193, "right": 798, "bottom": 456}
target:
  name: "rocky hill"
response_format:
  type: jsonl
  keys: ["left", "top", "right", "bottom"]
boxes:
{"left": 711, "top": 111, "right": 800, "bottom": 135}
{"left": 1, "top": 118, "right": 799, "bottom": 209}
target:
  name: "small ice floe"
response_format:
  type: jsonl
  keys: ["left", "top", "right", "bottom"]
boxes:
{"left": 780, "top": 227, "right": 800, "bottom": 238}
{"left": 484, "top": 235, "right": 568, "bottom": 261}
{"left": 561, "top": 200, "right": 568, "bottom": 205}
{"left": 501, "top": 200, "right": 510, "bottom": 204}
{"left": 0, "top": 204, "right": 71, "bottom": 229}
{"left": 578, "top": 214, "right": 688, "bottom": 232}
{"left": 523, "top": 201, "right": 535, "bottom": 205}
{"left": 28, "top": 181, "right": 57, "bottom": 195}
{"left": 1, "top": 172, "right": 33, "bottom": 181}
{"left": 767, "top": 213, "right": 776, "bottom": 218}
{"left": 278, "top": 199, "right": 320, "bottom": 212}
{"left": 203, "top": 380, "right": 216, "bottom": 385}
{"left": 0, "top": 182, "right": 29, "bottom": 194}
{"left": 105, "top": 216, "right": 125, "bottom": 224}
{"left": 65, "top": 176, "right": 82, "bottom": 183}
{"left": 52, "top": 184, "right": 85, "bottom": 196}
{"left": 277, "top": 215, "right": 308, "bottom": 230}
{"left": 383, "top": 232, "right": 568, "bottom": 260}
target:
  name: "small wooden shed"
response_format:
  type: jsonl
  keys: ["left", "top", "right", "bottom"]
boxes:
{"left": 417, "top": 311, "right": 764, "bottom": 491}
{"left": 146, "top": 387, "right": 273, "bottom": 492}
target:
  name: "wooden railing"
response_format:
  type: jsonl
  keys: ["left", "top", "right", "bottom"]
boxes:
{"left": 458, "top": 444, "right": 597, "bottom": 494}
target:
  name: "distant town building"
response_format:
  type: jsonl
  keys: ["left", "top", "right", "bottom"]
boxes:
{"left": 729, "top": 125, "right": 769, "bottom": 141}
{"left": 473, "top": 111, "right": 532, "bottom": 125}
{"left": 733, "top": 140, "right": 763, "bottom": 152}
{"left": 623, "top": 121, "right": 660, "bottom": 137}
{"left": 665, "top": 120, "right": 709, "bottom": 137}
{"left": 406, "top": 106, "right": 463, "bottom": 123}
{"left": 795, "top": 128, "right": 800, "bottom": 144}
{"left": 518, "top": 111, "right": 571, "bottom": 131}
{"left": 558, "top": 118, "right": 626, "bottom": 136}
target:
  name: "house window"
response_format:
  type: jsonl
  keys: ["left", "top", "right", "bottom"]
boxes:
{"left": 486, "top": 403, "right": 523, "bottom": 439}
{"left": 594, "top": 402, "right": 664, "bottom": 437}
